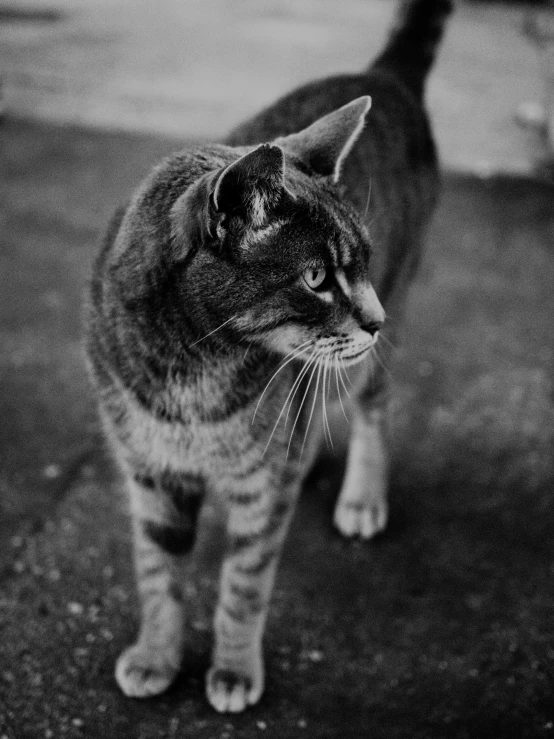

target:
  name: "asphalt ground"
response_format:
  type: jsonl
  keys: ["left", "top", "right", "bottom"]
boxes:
{"left": 1, "top": 117, "right": 554, "bottom": 737}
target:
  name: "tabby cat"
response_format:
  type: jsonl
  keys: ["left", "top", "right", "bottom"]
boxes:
{"left": 85, "top": 0, "right": 452, "bottom": 713}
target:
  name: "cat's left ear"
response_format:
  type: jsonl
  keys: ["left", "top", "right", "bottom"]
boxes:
{"left": 208, "top": 143, "right": 286, "bottom": 239}
{"left": 277, "top": 96, "right": 371, "bottom": 183}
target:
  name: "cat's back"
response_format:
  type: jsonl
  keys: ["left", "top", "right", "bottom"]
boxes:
{"left": 225, "top": 68, "right": 435, "bottom": 178}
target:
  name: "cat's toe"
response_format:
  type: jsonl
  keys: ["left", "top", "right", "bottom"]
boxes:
{"left": 206, "top": 667, "right": 263, "bottom": 713}
{"left": 334, "top": 500, "right": 387, "bottom": 540}
{"left": 115, "top": 643, "right": 180, "bottom": 698}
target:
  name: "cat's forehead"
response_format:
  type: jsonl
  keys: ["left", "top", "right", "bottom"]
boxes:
{"left": 287, "top": 192, "right": 370, "bottom": 268}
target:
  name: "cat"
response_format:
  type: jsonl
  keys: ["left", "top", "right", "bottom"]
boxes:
{"left": 85, "top": 0, "right": 453, "bottom": 714}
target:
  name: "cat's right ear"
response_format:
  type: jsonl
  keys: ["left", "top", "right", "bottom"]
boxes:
{"left": 207, "top": 144, "right": 286, "bottom": 240}
{"left": 277, "top": 96, "right": 371, "bottom": 183}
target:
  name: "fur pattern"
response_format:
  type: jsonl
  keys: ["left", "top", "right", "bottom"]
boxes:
{"left": 85, "top": 0, "right": 453, "bottom": 713}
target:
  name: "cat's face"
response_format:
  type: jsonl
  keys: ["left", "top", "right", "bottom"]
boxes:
{"left": 226, "top": 188, "right": 383, "bottom": 369}
{"left": 175, "top": 97, "right": 385, "bottom": 367}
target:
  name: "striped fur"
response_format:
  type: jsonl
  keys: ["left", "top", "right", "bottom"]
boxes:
{"left": 85, "top": 0, "right": 452, "bottom": 713}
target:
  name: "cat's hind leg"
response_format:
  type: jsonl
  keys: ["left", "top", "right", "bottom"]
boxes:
{"left": 334, "top": 366, "right": 389, "bottom": 540}
{"left": 115, "top": 469, "right": 203, "bottom": 697}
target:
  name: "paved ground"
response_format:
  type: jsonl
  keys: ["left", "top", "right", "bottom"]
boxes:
{"left": 1, "top": 116, "right": 553, "bottom": 737}
{"left": 0, "top": 0, "right": 552, "bottom": 174}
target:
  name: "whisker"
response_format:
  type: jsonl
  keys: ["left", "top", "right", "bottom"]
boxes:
{"left": 262, "top": 346, "right": 317, "bottom": 456}
{"left": 378, "top": 331, "right": 397, "bottom": 351}
{"left": 320, "top": 356, "right": 330, "bottom": 447}
{"left": 322, "top": 353, "right": 333, "bottom": 450}
{"left": 284, "top": 348, "right": 318, "bottom": 429}
{"left": 243, "top": 340, "right": 254, "bottom": 362}
{"left": 252, "top": 340, "right": 313, "bottom": 424}
{"left": 363, "top": 176, "right": 372, "bottom": 219}
{"left": 325, "top": 351, "right": 332, "bottom": 399}
{"left": 371, "top": 345, "right": 393, "bottom": 380}
{"left": 363, "top": 191, "right": 391, "bottom": 229}
{"left": 300, "top": 355, "right": 324, "bottom": 458}
{"left": 336, "top": 357, "right": 352, "bottom": 399}
{"left": 339, "top": 356, "right": 354, "bottom": 389}
{"left": 334, "top": 356, "right": 349, "bottom": 422}
{"left": 287, "top": 350, "right": 322, "bottom": 458}
{"left": 189, "top": 315, "right": 237, "bottom": 347}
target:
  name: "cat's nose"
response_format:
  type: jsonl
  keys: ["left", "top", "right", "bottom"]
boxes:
{"left": 360, "top": 320, "right": 383, "bottom": 336}
{"left": 355, "top": 284, "right": 385, "bottom": 336}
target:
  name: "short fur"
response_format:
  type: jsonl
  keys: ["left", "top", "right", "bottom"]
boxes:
{"left": 85, "top": 0, "right": 453, "bottom": 713}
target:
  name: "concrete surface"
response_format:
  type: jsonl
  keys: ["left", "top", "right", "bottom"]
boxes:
{"left": 1, "top": 117, "right": 553, "bottom": 738}
{"left": 0, "top": 0, "right": 552, "bottom": 174}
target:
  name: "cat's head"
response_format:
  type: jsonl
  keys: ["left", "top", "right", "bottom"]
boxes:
{"left": 172, "top": 95, "right": 385, "bottom": 367}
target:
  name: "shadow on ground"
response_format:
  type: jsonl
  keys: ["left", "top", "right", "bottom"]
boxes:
{"left": 0, "top": 118, "right": 553, "bottom": 738}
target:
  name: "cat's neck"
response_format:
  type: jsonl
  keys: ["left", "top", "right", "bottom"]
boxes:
{"left": 161, "top": 342, "right": 289, "bottom": 424}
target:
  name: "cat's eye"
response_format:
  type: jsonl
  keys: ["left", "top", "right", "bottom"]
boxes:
{"left": 303, "top": 267, "right": 329, "bottom": 291}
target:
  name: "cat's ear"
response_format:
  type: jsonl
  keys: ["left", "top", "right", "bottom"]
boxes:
{"left": 208, "top": 144, "right": 286, "bottom": 238}
{"left": 277, "top": 96, "right": 371, "bottom": 183}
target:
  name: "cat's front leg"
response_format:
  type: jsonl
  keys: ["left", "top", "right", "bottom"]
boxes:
{"left": 334, "top": 407, "right": 388, "bottom": 539}
{"left": 206, "top": 472, "right": 298, "bottom": 713}
{"left": 115, "top": 469, "right": 203, "bottom": 698}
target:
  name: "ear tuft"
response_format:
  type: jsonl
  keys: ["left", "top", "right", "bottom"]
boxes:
{"left": 277, "top": 96, "right": 371, "bottom": 183}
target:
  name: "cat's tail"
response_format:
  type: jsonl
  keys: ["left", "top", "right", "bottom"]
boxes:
{"left": 372, "top": 0, "right": 453, "bottom": 98}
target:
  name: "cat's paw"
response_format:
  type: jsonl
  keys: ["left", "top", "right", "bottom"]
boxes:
{"left": 206, "top": 666, "right": 264, "bottom": 713}
{"left": 333, "top": 499, "right": 387, "bottom": 539}
{"left": 115, "top": 643, "right": 180, "bottom": 698}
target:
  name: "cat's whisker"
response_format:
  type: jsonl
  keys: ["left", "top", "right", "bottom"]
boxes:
{"left": 336, "top": 357, "right": 352, "bottom": 400}
{"left": 339, "top": 355, "right": 354, "bottom": 390}
{"left": 262, "top": 346, "right": 318, "bottom": 456}
{"left": 284, "top": 347, "right": 319, "bottom": 430}
{"left": 378, "top": 331, "right": 396, "bottom": 351}
{"left": 363, "top": 176, "right": 372, "bottom": 219}
{"left": 322, "top": 353, "right": 334, "bottom": 449}
{"left": 252, "top": 340, "right": 313, "bottom": 424}
{"left": 285, "top": 349, "right": 322, "bottom": 457}
{"left": 334, "top": 355, "right": 349, "bottom": 422}
{"left": 320, "top": 356, "right": 329, "bottom": 447}
{"left": 300, "top": 353, "right": 324, "bottom": 459}
{"left": 189, "top": 315, "right": 237, "bottom": 348}
{"left": 321, "top": 353, "right": 334, "bottom": 449}
{"left": 325, "top": 348, "right": 333, "bottom": 398}
{"left": 370, "top": 345, "right": 393, "bottom": 380}
{"left": 286, "top": 349, "right": 323, "bottom": 458}
{"left": 243, "top": 340, "right": 254, "bottom": 362}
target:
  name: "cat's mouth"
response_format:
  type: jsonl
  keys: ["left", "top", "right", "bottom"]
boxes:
{"left": 332, "top": 331, "right": 379, "bottom": 367}
{"left": 308, "top": 334, "right": 377, "bottom": 368}
{"left": 338, "top": 344, "right": 373, "bottom": 367}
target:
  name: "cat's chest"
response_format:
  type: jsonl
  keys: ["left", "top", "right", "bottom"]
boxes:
{"left": 113, "top": 355, "right": 365, "bottom": 475}
{"left": 118, "top": 386, "right": 259, "bottom": 477}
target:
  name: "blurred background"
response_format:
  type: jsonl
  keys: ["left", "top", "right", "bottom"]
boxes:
{"left": 1, "top": 0, "right": 554, "bottom": 169}
{"left": 1, "top": 1, "right": 554, "bottom": 738}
